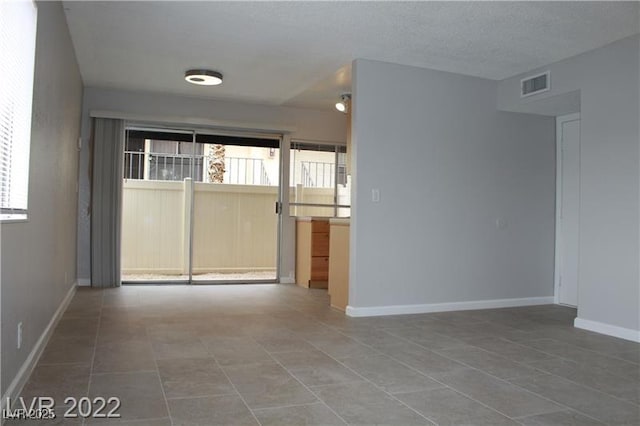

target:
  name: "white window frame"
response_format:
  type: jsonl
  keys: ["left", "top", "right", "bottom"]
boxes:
{"left": 0, "top": 0, "right": 38, "bottom": 222}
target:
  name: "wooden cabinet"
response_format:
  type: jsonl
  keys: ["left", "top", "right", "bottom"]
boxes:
{"left": 311, "top": 256, "right": 329, "bottom": 281}
{"left": 296, "top": 218, "right": 330, "bottom": 288}
{"left": 328, "top": 219, "right": 349, "bottom": 311}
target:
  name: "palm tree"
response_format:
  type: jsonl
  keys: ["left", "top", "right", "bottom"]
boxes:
{"left": 208, "top": 144, "right": 225, "bottom": 183}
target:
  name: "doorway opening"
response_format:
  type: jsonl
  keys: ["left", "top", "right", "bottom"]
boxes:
{"left": 555, "top": 113, "right": 580, "bottom": 306}
{"left": 121, "top": 126, "right": 282, "bottom": 284}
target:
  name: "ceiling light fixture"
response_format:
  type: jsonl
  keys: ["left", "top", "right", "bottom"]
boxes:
{"left": 185, "top": 69, "right": 223, "bottom": 86}
{"left": 335, "top": 93, "right": 351, "bottom": 113}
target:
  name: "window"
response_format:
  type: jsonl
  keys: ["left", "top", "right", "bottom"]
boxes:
{"left": 0, "top": 0, "right": 37, "bottom": 221}
{"left": 123, "top": 129, "right": 281, "bottom": 185}
{"left": 290, "top": 141, "right": 350, "bottom": 217}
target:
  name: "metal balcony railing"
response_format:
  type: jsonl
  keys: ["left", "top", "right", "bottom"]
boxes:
{"left": 124, "top": 151, "right": 272, "bottom": 185}
{"left": 224, "top": 157, "right": 271, "bottom": 186}
{"left": 299, "top": 161, "right": 334, "bottom": 188}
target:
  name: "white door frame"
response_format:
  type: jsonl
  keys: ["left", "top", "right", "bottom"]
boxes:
{"left": 554, "top": 113, "right": 580, "bottom": 305}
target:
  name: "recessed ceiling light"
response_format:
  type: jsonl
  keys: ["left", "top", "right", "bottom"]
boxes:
{"left": 185, "top": 69, "right": 223, "bottom": 86}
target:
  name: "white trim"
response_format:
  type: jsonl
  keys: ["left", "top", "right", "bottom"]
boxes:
{"left": 90, "top": 110, "right": 295, "bottom": 134}
{"left": 554, "top": 113, "right": 580, "bottom": 306}
{"left": 77, "top": 278, "right": 91, "bottom": 287}
{"left": 345, "top": 296, "right": 554, "bottom": 317}
{"left": 574, "top": 317, "right": 640, "bottom": 343}
{"left": 0, "top": 214, "right": 28, "bottom": 223}
{"left": 279, "top": 277, "right": 295, "bottom": 284}
{"left": 0, "top": 284, "right": 77, "bottom": 413}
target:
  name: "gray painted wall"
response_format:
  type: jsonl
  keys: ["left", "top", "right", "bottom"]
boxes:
{"left": 1, "top": 1, "right": 83, "bottom": 395}
{"left": 77, "top": 88, "right": 347, "bottom": 283}
{"left": 350, "top": 59, "right": 555, "bottom": 309}
{"left": 498, "top": 35, "right": 640, "bottom": 333}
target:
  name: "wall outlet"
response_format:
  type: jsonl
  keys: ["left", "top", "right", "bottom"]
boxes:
{"left": 371, "top": 188, "right": 380, "bottom": 202}
{"left": 17, "top": 322, "right": 23, "bottom": 349}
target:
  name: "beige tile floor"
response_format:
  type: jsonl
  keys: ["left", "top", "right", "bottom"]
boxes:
{"left": 10, "top": 284, "right": 640, "bottom": 425}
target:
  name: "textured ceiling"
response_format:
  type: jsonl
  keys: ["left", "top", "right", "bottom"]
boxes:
{"left": 63, "top": 1, "right": 639, "bottom": 110}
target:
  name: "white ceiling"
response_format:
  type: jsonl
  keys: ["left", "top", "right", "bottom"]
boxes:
{"left": 63, "top": 1, "right": 639, "bottom": 110}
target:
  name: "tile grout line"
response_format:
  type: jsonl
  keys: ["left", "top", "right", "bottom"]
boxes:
{"left": 496, "top": 333, "right": 639, "bottom": 372}
{"left": 205, "top": 342, "right": 265, "bottom": 426}
{"left": 315, "top": 321, "right": 530, "bottom": 423}
{"left": 82, "top": 289, "right": 105, "bottom": 426}
{"left": 163, "top": 390, "right": 238, "bottom": 401}
{"left": 515, "top": 338, "right": 640, "bottom": 371}
{"left": 312, "top": 321, "right": 578, "bottom": 424}
{"left": 429, "top": 335, "right": 621, "bottom": 422}
{"left": 89, "top": 369, "right": 158, "bottom": 377}
{"left": 279, "top": 336, "right": 442, "bottom": 425}
{"left": 490, "top": 337, "right": 640, "bottom": 407}
{"left": 328, "top": 315, "right": 639, "bottom": 416}
{"left": 259, "top": 348, "right": 353, "bottom": 426}
{"left": 504, "top": 372, "right": 637, "bottom": 421}
{"left": 363, "top": 333, "right": 614, "bottom": 423}
{"left": 425, "top": 345, "right": 555, "bottom": 382}
{"left": 130, "top": 306, "right": 173, "bottom": 425}
{"left": 251, "top": 400, "right": 341, "bottom": 414}
{"left": 147, "top": 320, "right": 174, "bottom": 425}
{"left": 196, "top": 303, "right": 631, "bottom": 423}
{"left": 518, "top": 364, "right": 640, "bottom": 407}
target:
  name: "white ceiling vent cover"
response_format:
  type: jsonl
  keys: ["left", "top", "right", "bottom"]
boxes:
{"left": 521, "top": 71, "right": 550, "bottom": 97}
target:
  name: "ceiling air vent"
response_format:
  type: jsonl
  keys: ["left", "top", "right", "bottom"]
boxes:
{"left": 520, "top": 71, "right": 550, "bottom": 97}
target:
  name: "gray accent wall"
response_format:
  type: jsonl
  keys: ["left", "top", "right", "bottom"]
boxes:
{"left": 349, "top": 59, "right": 556, "bottom": 309}
{"left": 498, "top": 35, "right": 640, "bottom": 333}
{"left": 77, "top": 88, "right": 348, "bottom": 284}
{"left": 1, "top": 1, "right": 83, "bottom": 396}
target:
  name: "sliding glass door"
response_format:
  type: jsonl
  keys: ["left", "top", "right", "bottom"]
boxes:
{"left": 190, "top": 133, "right": 280, "bottom": 283}
{"left": 121, "top": 126, "right": 281, "bottom": 284}
{"left": 121, "top": 128, "right": 195, "bottom": 283}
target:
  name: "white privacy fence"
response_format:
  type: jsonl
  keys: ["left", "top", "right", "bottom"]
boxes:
{"left": 121, "top": 179, "right": 335, "bottom": 275}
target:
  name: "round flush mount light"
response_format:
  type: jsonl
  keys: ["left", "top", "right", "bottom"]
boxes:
{"left": 335, "top": 93, "right": 351, "bottom": 113}
{"left": 185, "top": 69, "right": 223, "bottom": 86}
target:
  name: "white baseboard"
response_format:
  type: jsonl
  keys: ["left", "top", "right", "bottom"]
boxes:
{"left": 345, "top": 296, "right": 554, "bottom": 317}
{"left": 574, "top": 317, "right": 640, "bottom": 343}
{"left": 279, "top": 277, "right": 295, "bottom": 284}
{"left": 0, "top": 283, "right": 77, "bottom": 413}
{"left": 77, "top": 278, "right": 91, "bottom": 287}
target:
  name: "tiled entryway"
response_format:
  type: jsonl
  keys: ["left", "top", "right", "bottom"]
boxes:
{"left": 12, "top": 285, "right": 640, "bottom": 425}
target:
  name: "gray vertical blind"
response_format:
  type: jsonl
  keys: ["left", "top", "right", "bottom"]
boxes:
{"left": 91, "top": 118, "right": 125, "bottom": 287}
